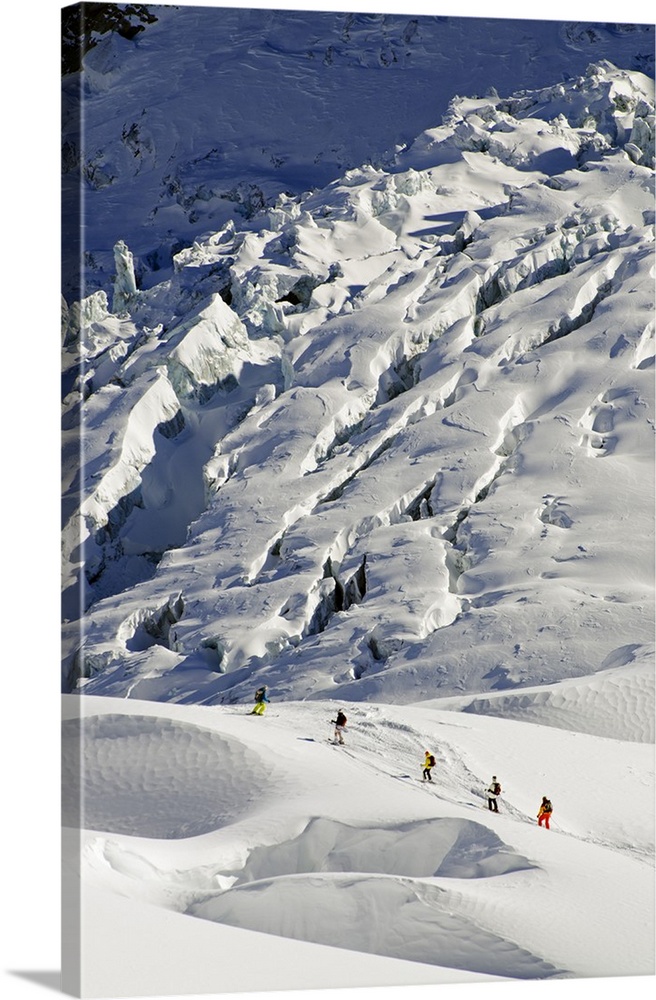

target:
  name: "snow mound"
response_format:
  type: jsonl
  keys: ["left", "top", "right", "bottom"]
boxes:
{"left": 61, "top": 714, "right": 271, "bottom": 838}
{"left": 439, "top": 646, "right": 655, "bottom": 741}
{"left": 236, "top": 816, "right": 536, "bottom": 882}
{"left": 191, "top": 873, "right": 564, "bottom": 978}
{"left": 66, "top": 695, "right": 654, "bottom": 986}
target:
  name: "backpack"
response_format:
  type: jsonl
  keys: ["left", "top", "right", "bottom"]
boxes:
{"left": 543, "top": 799, "right": 552, "bottom": 813}
{"left": 428, "top": 755, "right": 436, "bottom": 767}
{"left": 336, "top": 712, "right": 347, "bottom": 726}
{"left": 493, "top": 782, "right": 501, "bottom": 796}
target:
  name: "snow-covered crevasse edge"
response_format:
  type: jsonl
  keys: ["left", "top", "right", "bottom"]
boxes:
{"left": 62, "top": 61, "right": 655, "bottom": 707}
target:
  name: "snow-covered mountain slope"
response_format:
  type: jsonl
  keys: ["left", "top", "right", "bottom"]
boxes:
{"left": 431, "top": 641, "right": 655, "bottom": 740}
{"left": 61, "top": 5, "right": 655, "bottom": 301}
{"left": 62, "top": 692, "right": 655, "bottom": 990}
{"left": 62, "top": 57, "right": 655, "bottom": 710}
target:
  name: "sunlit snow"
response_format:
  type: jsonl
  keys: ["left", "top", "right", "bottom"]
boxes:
{"left": 60, "top": 4, "right": 655, "bottom": 997}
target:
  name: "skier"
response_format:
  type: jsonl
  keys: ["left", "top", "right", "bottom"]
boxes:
{"left": 486, "top": 775, "right": 501, "bottom": 812}
{"left": 537, "top": 796, "right": 553, "bottom": 829}
{"left": 251, "top": 685, "right": 269, "bottom": 715}
{"left": 331, "top": 709, "right": 347, "bottom": 744}
{"left": 422, "top": 750, "right": 436, "bottom": 782}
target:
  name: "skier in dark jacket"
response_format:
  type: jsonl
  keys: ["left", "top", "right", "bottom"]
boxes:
{"left": 537, "top": 796, "right": 553, "bottom": 828}
{"left": 251, "top": 685, "right": 269, "bottom": 715}
{"left": 486, "top": 776, "right": 501, "bottom": 812}
{"left": 331, "top": 710, "right": 347, "bottom": 744}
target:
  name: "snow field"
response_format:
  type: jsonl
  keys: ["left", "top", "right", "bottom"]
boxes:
{"left": 64, "top": 687, "right": 654, "bottom": 984}
{"left": 434, "top": 645, "right": 655, "bottom": 741}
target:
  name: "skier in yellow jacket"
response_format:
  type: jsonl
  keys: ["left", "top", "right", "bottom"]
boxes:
{"left": 422, "top": 751, "right": 436, "bottom": 782}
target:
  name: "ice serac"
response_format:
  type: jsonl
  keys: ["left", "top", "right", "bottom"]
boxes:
{"left": 62, "top": 62, "right": 655, "bottom": 707}
{"left": 112, "top": 240, "right": 138, "bottom": 314}
{"left": 165, "top": 293, "right": 252, "bottom": 400}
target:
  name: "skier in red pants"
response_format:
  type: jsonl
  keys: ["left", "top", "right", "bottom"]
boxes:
{"left": 537, "top": 797, "right": 553, "bottom": 828}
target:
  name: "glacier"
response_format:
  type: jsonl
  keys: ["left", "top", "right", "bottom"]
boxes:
{"left": 62, "top": 51, "right": 655, "bottom": 709}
